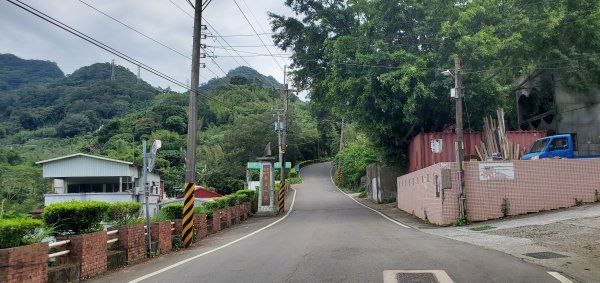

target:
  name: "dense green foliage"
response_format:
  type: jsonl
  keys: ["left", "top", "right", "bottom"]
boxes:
{"left": 160, "top": 203, "right": 184, "bottom": 220}
{"left": 0, "top": 54, "right": 64, "bottom": 91}
{"left": 105, "top": 202, "right": 142, "bottom": 226}
{"left": 0, "top": 56, "right": 320, "bottom": 217}
{"left": 333, "top": 143, "right": 378, "bottom": 190}
{"left": 43, "top": 200, "right": 109, "bottom": 235}
{"left": 271, "top": 0, "right": 600, "bottom": 164}
{"left": 0, "top": 217, "right": 43, "bottom": 248}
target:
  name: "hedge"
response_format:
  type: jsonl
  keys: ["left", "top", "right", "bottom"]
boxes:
{"left": 234, "top": 189, "right": 256, "bottom": 203}
{"left": 105, "top": 202, "right": 142, "bottom": 226}
{"left": 0, "top": 218, "right": 43, "bottom": 249}
{"left": 43, "top": 200, "right": 109, "bottom": 235}
{"left": 161, "top": 203, "right": 184, "bottom": 219}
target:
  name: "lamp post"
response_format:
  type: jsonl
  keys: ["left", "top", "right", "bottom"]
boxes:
{"left": 442, "top": 57, "right": 466, "bottom": 220}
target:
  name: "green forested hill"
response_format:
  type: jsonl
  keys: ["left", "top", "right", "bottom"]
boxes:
{"left": 0, "top": 55, "right": 326, "bottom": 217}
{"left": 0, "top": 54, "right": 64, "bottom": 91}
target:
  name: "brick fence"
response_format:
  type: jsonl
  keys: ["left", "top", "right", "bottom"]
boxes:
{"left": 0, "top": 242, "right": 48, "bottom": 283}
{"left": 397, "top": 159, "right": 600, "bottom": 225}
{"left": 150, "top": 221, "right": 172, "bottom": 255}
{"left": 111, "top": 223, "right": 145, "bottom": 264}
{"left": 57, "top": 231, "right": 108, "bottom": 278}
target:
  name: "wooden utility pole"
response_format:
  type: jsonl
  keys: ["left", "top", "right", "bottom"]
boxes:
{"left": 182, "top": 0, "right": 203, "bottom": 249}
{"left": 454, "top": 57, "right": 466, "bottom": 220}
{"left": 339, "top": 117, "right": 345, "bottom": 152}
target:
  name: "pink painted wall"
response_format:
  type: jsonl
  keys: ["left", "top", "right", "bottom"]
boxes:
{"left": 398, "top": 159, "right": 600, "bottom": 225}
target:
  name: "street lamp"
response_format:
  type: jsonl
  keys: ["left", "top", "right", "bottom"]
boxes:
{"left": 443, "top": 58, "right": 466, "bottom": 221}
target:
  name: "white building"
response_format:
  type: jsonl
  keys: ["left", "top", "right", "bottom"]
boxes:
{"left": 37, "top": 153, "right": 162, "bottom": 216}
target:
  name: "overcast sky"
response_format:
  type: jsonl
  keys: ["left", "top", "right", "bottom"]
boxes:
{"left": 0, "top": 0, "right": 300, "bottom": 96}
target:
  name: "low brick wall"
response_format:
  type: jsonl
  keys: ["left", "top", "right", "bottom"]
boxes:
{"left": 57, "top": 231, "right": 108, "bottom": 279}
{"left": 224, "top": 207, "right": 232, "bottom": 228}
{"left": 212, "top": 209, "right": 223, "bottom": 233}
{"left": 172, "top": 219, "right": 183, "bottom": 236}
{"left": 193, "top": 214, "right": 208, "bottom": 241}
{"left": 398, "top": 159, "right": 600, "bottom": 225}
{"left": 111, "top": 223, "right": 145, "bottom": 264}
{"left": 241, "top": 202, "right": 250, "bottom": 221}
{"left": 0, "top": 242, "right": 48, "bottom": 283}
{"left": 150, "top": 221, "right": 172, "bottom": 255}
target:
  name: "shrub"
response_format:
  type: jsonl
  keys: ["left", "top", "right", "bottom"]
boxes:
{"left": 105, "top": 202, "right": 142, "bottom": 226}
{"left": 234, "top": 189, "right": 256, "bottom": 203}
{"left": 285, "top": 177, "right": 302, "bottom": 184}
{"left": 358, "top": 191, "right": 367, "bottom": 198}
{"left": 222, "top": 194, "right": 239, "bottom": 207}
{"left": 161, "top": 203, "right": 184, "bottom": 219}
{"left": 43, "top": 200, "right": 109, "bottom": 235}
{"left": 194, "top": 206, "right": 210, "bottom": 216}
{"left": 0, "top": 218, "right": 43, "bottom": 248}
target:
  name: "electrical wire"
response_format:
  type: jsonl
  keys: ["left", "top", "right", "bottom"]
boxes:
{"left": 232, "top": 0, "right": 284, "bottom": 71}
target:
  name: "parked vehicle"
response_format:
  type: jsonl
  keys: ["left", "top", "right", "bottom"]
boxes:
{"left": 521, "top": 134, "right": 600, "bottom": 160}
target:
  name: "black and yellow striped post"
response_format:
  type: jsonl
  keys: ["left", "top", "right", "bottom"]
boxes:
{"left": 277, "top": 183, "right": 285, "bottom": 214}
{"left": 182, "top": 182, "right": 195, "bottom": 248}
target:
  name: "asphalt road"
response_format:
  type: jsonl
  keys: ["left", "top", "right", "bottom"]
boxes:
{"left": 109, "top": 162, "right": 566, "bottom": 283}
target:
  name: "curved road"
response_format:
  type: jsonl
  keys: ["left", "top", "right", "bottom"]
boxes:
{"left": 123, "top": 162, "right": 560, "bottom": 282}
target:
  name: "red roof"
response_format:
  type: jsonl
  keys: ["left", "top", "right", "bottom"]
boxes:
{"left": 177, "top": 186, "right": 222, "bottom": 199}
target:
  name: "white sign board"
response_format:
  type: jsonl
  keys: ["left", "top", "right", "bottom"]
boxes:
{"left": 430, "top": 139, "right": 443, "bottom": 153}
{"left": 479, "top": 163, "right": 514, "bottom": 181}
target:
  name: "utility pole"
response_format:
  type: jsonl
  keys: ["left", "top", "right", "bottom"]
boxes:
{"left": 281, "top": 66, "right": 289, "bottom": 186}
{"left": 111, "top": 59, "right": 115, "bottom": 81}
{"left": 454, "top": 57, "right": 466, "bottom": 220}
{"left": 336, "top": 117, "right": 345, "bottom": 185}
{"left": 273, "top": 107, "right": 284, "bottom": 181}
{"left": 137, "top": 65, "right": 141, "bottom": 85}
{"left": 182, "top": 0, "right": 203, "bottom": 249}
{"left": 142, "top": 140, "right": 151, "bottom": 253}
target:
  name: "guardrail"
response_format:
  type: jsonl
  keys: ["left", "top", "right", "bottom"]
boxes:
{"left": 48, "top": 240, "right": 70, "bottom": 258}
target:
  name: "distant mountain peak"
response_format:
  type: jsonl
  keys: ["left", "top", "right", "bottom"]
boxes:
{"left": 0, "top": 53, "right": 64, "bottom": 90}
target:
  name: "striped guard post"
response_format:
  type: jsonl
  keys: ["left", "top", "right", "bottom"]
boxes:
{"left": 277, "top": 183, "right": 285, "bottom": 214}
{"left": 182, "top": 182, "right": 195, "bottom": 248}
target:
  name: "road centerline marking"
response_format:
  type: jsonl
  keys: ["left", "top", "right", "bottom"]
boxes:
{"left": 127, "top": 188, "right": 298, "bottom": 283}
{"left": 328, "top": 166, "right": 410, "bottom": 229}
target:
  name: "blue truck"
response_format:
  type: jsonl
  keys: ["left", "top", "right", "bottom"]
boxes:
{"left": 521, "top": 134, "right": 600, "bottom": 160}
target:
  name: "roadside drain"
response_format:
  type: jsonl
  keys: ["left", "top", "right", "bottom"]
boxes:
{"left": 524, "top": 252, "right": 569, "bottom": 259}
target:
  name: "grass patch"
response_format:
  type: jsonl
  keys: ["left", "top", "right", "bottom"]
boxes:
{"left": 469, "top": 225, "right": 496, "bottom": 231}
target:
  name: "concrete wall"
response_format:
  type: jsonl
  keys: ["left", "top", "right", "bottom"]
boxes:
{"left": 398, "top": 159, "right": 600, "bottom": 225}
{"left": 366, "top": 163, "right": 399, "bottom": 203}
{"left": 396, "top": 163, "right": 459, "bottom": 225}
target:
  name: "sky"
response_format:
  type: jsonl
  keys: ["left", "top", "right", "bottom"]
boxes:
{"left": 0, "top": 0, "right": 301, "bottom": 97}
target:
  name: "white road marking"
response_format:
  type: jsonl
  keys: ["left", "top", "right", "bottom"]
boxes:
{"left": 383, "top": 270, "right": 454, "bottom": 283}
{"left": 128, "top": 188, "right": 298, "bottom": 283}
{"left": 547, "top": 271, "right": 574, "bottom": 283}
{"left": 329, "top": 167, "right": 410, "bottom": 228}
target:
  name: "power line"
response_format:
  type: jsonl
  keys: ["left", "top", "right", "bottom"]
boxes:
{"left": 6, "top": 0, "right": 189, "bottom": 89}
{"left": 232, "top": 0, "right": 284, "bottom": 71}
{"left": 77, "top": 0, "right": 219, "bottom": 80}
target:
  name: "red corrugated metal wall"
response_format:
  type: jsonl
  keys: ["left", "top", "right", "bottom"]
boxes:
{"left": 408, "top": 131, "right": 546, "bottom": 173}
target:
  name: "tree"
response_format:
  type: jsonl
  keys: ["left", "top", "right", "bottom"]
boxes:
{"left": 57, "top": 113, "right": 94, "bottom": 137}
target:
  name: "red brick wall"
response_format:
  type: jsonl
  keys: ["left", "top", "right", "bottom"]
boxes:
{"left": 240, "top": 202, "right": 250, "bottom": 221}
{"left": 224, "top": 207, "right": 232, "bottom": 228}
{"left": 112, "top": 223, "right": 145, "bottom": 264}
{"left": 172, "top": 219, "right": 183, "bottom": 236}
{"left": 150, "top": 221, "right": 172, "bottom": 255}
{"left": 212, "top": 209, "right": 222, "bottom": 233}
{"left": 398, "top": 159, "right": 600, "bottom": 225}
{"left": 57, "top": 231, "right": 108, "bottom": 279}
{"left": 0, "top": 242, "right": 48, "bottom": 283}
{"left": 193, "top": 214, "right": 208, "bottom": 241}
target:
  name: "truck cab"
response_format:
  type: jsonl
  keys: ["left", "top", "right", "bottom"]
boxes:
{"left": 522, "top": 134, "right": 574, "bottom": 160}
{"left": 522, "top": 134, "right": 600, "bottom": 160}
